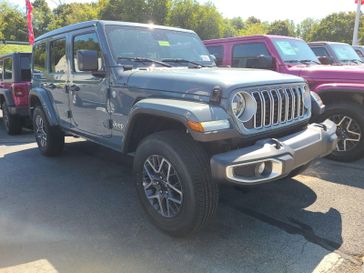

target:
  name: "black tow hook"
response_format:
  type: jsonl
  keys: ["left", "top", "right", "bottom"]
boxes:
{"left": 271, "top": 138, "right": 283, "bottom": 150}
{"left": 314, "top": 123, "right": 327, "bottom": 131}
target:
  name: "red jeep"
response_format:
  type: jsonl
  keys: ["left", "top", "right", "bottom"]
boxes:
{"left": 205, "top": 35, "right": 364, "bottom": 162}
{"left": 0, "top": 53, "right": 31, "bottom": 135}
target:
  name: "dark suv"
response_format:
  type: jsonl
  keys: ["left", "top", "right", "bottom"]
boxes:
{"left": 29, "top": 21, "right": 337, "bottom": 236}
{"left": 0, "top": 52, "right": 32, "bottom": 134}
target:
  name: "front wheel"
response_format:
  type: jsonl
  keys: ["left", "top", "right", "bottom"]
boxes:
{"left": 134, "top": 131, "right": 219, "bottom": 237}
{"left": 33, "top": 106, "right": 65, "bottom": 156}
{"left": 320, "top": 102, "right": 364, "bottom": 162}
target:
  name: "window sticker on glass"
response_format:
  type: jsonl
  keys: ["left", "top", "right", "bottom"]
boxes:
{"left": 276, "top": 41, "right": 296, "bottom": 56}
{"left": 200, "top": 55, "right": 211, "bottom": 61}
{"left": 158, "top": 41, "right": 170, "bottom": 47}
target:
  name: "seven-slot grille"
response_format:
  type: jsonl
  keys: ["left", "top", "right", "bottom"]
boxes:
{"left": 244, "top": 86, "right": 307, "bottom": 129}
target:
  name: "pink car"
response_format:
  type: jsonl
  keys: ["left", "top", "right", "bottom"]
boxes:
{"left": 205, "top": 35, "right": 364, "bottom": 162}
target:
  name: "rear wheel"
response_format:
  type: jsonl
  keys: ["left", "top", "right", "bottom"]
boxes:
{"left": 33, "top": 106, "right": 64, "bottom": 156}
{"left": 320, "top": 102, "right": 364, "bottom": 162}
{"left": 134, "top": 130, "right": 219, "bottom": 237}
{"left": 2, "top": 102, "right": 22, "bottom": 135}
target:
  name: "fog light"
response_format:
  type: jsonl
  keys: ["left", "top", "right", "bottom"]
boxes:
{"left": 255, "top": 162, "right": 266, "bottom": 176}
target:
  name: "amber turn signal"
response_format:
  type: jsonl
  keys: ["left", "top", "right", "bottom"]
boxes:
{"left": 187, "top": 120, "right": 205, "bottom": 133}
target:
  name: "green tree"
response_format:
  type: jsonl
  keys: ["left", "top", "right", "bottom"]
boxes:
{"left": 147, "top": 0, "right": 171, "bottom": 24}
{"left": 310, "top": 12, "right": 364, "bottom": 43}
{"left": 0, "top": 2, "right": 27, "bottom": 42}
{"left": 268, "top": 20, "right": 296, "bottom": 36}
{"left": 101, "top": 0, "right": 148, "bottom": 22}
{"left": 168, "top": 0, "right": 225, "bottom": 39}
{"left": 50, "top": 2, "right": 100, "bottom": 30}
{"left": 297, "top": 18, "right": 319, "bottom": 41}
{"left": 32, "top": 0, "right": 53, "bottom": 36}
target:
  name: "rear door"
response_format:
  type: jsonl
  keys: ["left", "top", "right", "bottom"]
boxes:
{"left": 46, "top": 36, "right": 70, "bottom": 127}
{"left": 69, "top": 29, "right": 111, "bottom": 137}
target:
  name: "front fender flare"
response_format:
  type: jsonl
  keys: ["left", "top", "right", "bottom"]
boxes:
{"left": 314, "top": 83, "right": 364, "bottom": 95}
{"left": 29, "top": 88, "right": 59, "bottom": 126}
{"left": 122, "top": 98, "right": 235, "bottom": 152}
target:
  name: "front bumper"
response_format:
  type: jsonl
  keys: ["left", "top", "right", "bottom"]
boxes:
{"left": 211, "top": 120, "right": 337, "bottom": 185}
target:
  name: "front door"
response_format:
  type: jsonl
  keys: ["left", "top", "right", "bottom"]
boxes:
{"left": 46, "top": 37, "right": 70, "bottom": 127}
{"left": 69, "top": 30, "right": 111, "bottom": 138}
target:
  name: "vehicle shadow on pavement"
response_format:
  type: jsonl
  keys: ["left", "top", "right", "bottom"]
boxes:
{"left": 0, "top": 140, "right": 344, "bottom": 273}
{"left": 305, "top": 158, "right": 364, "bottom": 190}
{"left": 0, "top": 117, "right": 35, "bottom": 146}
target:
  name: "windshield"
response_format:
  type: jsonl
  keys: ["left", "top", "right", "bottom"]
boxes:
{"left": 105, "top": 25, "right": 215, "bottom": 67}
{"left": 272, "top": 38, "right": 319, "bottom": 64}
{"left": 331, "top": 44, "right": 362, "bottom": 62}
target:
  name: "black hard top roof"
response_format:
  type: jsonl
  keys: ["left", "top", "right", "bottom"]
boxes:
{"left": 0, "top": 52, "right": 31, "bottom": 59}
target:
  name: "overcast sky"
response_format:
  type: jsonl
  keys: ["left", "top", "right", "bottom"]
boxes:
{"left": 8, "top": 0, "right": 361, "bottom": 23}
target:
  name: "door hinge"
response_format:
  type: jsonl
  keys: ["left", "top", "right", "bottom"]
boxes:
{"left": 66, "top": 110, "right": 73, "bottom": 119}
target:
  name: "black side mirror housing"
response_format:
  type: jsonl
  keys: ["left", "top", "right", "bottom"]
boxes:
{"left": 318, "top": 56, "right": 333, "bottom": 65}
{"left": 246, "top": 55, "right": 275, "bottom": 70}
{"left": 77, "top": 50, "right": 98, "bottom": 71}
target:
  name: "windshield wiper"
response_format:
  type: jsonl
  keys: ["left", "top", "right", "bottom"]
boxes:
{"left": 161, "top": 58, "right": 206, "bottom": 67}
{"left": 285, "top": 59, "right": 320, "bottom": 65}
{"left": 341, "top": 59, "right": 363, "bottom": 64}
{"left": 117, "top": 57, "right": 172, "bottom": 67}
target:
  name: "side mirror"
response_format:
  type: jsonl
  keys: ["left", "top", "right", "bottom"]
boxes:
{"left": 318, "top": 56, "right": 333, "bottom": 65}
{"left": 77, "top": 50, "right": 98, "bottom": 71}
{"left": 246, "top": 55, "right": 275, "bottom": 70}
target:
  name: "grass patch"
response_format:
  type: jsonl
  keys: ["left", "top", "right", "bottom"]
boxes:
{"left": 0, "top": 44, "right": 32, "bottom": 55}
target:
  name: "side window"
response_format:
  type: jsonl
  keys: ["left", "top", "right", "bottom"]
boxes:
{"left": 206, "top": 46, "right": 224, "bottom": 66}
{"left": 20, "top": 56, "right": 31, "bottom": 81}
{"left": 311, "top": 47, "right": 330, "bottom": 58}
{"left": 232, "top": 43, "right": 270, "bottom": 68}
{"left": 0, "top": 60, "right": 3, "bottom": 80}
{"left": 33, "top": 43, "right": 47, "bottom": 73}
{"left": 49, "top": 38, "right": 67, "bottom": 74}
{"left": 4, "top": 58, "right": 13, "bottom": 80}
{"left": 73, "top": 32, "right": 102, "bottom": 72}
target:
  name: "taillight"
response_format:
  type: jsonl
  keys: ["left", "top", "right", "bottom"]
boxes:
{"left": 12, "top": 84, "right": 27, "bottom": 97}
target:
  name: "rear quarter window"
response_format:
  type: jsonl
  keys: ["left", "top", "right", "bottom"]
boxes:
{"left": 20, "top": 56, "right": 31, "bottom": 81}
{"left": 4, "top": 58, "right": 13, "bottom": 80}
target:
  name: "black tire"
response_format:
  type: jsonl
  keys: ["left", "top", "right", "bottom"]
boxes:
{"left": 32, "top": 106, "right": 64, "bottom": 156}
{"left": 134, "top": 130, "right": 219, "bottom": 237}
{"left": 2, "top": 102, "right": 22, "bottom": 135}
{"left": 319, "top": 101, "right": 364, "bottom": 162}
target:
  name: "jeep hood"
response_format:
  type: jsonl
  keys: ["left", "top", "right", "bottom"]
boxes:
{"left": 117, "top": 67, "right": 304, "bottom": 98}
{"left": 288, "top": 64, "right": 364, "bottom": 82}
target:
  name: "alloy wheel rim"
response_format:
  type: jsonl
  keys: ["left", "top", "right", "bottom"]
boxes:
{"left": 142, "top": 155, "right": 183, "bottom": 218}
{"left": 330, "top": 114, "right": 362, "bottom": 152}
{"left": 35, "top": 115, "right": 47, "bottom": 148}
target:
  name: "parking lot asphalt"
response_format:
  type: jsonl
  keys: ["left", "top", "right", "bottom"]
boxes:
{"left": 0, "top": 114, "right": 363, "bottom": 273}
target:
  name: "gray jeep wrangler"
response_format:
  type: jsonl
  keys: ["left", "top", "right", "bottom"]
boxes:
{"left": 29, "top": 20, "right": 337, "bottom": 236}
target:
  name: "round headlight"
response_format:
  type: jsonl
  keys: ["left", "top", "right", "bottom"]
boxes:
{"left": 231, "top": 93, "right": 245, "bottom": 118}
